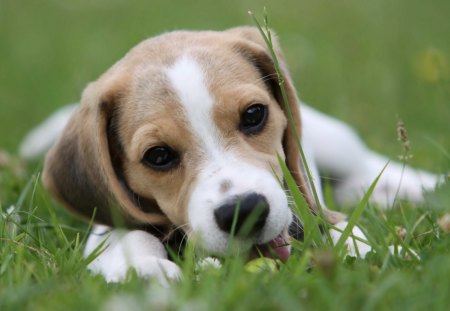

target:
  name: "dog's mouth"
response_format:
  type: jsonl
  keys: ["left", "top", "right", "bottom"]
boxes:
{"left": 250, "top": 234, "right": 291, "bottom": 262}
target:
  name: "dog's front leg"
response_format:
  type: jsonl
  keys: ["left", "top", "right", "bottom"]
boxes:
{"left": 84, "top": 225, "right": 181, "bottom": 285}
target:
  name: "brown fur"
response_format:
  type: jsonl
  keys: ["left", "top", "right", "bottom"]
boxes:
{"left": 42, "top": 27, "right": 344, "bottom": 232}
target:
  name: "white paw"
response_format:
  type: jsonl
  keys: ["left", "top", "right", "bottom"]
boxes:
{"left": 132, "top": 257, "right": 182, "bottom": 285}
{"left": 84, "top": 227, "right": 182, "bottom": 286}
{"left": 334, "top": 159, "right": 442, "bottom": 208}
{"left": 388, "top": 245, "right": 419, "bottom": 260}
{"left": 330, "top": 221, "right": 372, "bottom": 258}
{"left": 330, "top": 222, "right": 420, "bottom": 260}
{"left": 88, "top": 256, "right": 182, "bottom": 285}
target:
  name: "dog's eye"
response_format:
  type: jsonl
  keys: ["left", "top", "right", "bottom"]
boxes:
{"left": 142, "top": 146, "right": 179, "bottom": 171}
{"left": 240, "top": 104, "right": 268, "bottom": 135}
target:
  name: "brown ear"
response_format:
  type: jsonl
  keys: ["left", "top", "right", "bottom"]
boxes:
{"left": 42, "top": 77, "right": 170, "bottom": 227}
{"left": 227, "top": 27, "right": 345, "bottom": 224}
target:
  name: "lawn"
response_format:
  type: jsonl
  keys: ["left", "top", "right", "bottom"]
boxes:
{"left": 1, "top": 0, "right": 449, "bottom": 310}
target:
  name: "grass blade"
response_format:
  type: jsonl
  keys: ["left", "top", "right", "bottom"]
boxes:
{"left": 334, "top": 163, "right": 388, "bottom": 256}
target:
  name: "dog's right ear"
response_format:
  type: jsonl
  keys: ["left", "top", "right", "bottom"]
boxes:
{"left": 42, "top": 77, "right": 170, "bottom": 227}
{"left": 227, "top": 26, "right": 346, "bottom": 225}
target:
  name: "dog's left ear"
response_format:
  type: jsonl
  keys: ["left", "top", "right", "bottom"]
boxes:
{"left": 42, "top": 73, "right": 171, "bottom": 227}
{"left": 227, "top": 27, "right": 345, "bottom": 224}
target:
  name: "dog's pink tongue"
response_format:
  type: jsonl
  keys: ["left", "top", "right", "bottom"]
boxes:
{"left": 264, "top": 235, "right": 291, "bottom": 262}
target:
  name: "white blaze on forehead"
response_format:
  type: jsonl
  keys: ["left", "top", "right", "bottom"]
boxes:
{"left": 165, "top": 56, "right": 292, "bottom": 253}
{"left": 165, "top": 55, "right": 221, "bottom": 156}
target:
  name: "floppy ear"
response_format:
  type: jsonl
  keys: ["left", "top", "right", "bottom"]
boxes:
{"left": 227, "top": 27, "right": 345, "bottom": 224}
{"left": 42, "top": 77, "right": 170, "bottom": 227}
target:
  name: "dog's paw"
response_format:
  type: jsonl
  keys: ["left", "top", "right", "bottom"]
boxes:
{"left": 132, "top": 257, "right": 182, "bottom": 285}
{"left": 329, "top": 221, "right": 420, "bottom": 260}
{"left": 85, "top": 228, "right": 182, "bottom": 286}
{"left": 330, "top": 221, "right": 372, "bottom": 258}
{"left": 88, "top": 256, "right": 182, "bottom": 285}
{"left": 334, "top": 158, "right": 443, "bottom": 208}
{"left": 372, "top": 165, "right": 440, "bottom": 205}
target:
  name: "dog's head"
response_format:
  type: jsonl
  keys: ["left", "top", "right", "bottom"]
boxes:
{"left": 43, "top": 27, "right": 340, "bottom": 258}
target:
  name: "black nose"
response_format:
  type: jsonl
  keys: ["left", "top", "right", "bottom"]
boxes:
{"left": 214, "top": 193, "right": 270, "bottom": 236}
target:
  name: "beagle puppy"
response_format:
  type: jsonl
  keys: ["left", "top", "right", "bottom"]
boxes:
{"left": 29, "top": 27, "right": 439, "bottom": 284}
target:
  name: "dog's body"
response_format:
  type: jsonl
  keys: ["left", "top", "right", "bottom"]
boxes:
{"left": 21, "top": 27, "right": 440, "bottom": 284}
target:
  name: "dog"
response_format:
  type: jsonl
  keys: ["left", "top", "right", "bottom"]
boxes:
{"left": 20, "top": 27, "right": 441, "bottom": 284}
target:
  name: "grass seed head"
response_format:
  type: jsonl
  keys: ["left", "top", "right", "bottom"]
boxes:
{"left": 0, "top": 150, "right": 11, "bottom": 168}
{"left": 396, "top": 226, "right": 407, "bottom": 241}
{"left": 396, "top": 119, "right": 412, "bottom": 161}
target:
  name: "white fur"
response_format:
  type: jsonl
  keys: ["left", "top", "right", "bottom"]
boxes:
{"left": 22, "top": 102, "right": 440, "bottom": 207}
{"left": 301, "top": 104, "right": 440, "bottom": 207}
{"left": 84, "top": 225, "right": 181, "bottom": 285}
{"left": 188, "top": 157, "right": 292, "bottom": 253}
{"left": 165, "top": 55, "right": 221, "bottom": 158}
{"left": 166, "top": 55, "right": 292, "bottom": 254}
{"left": 330, "top": 221, "right": 372, "bottom": 258}
{"left": 19, "top": 104, "right": 78, "bottom": 160}
{"left": 21, "top": 68, "right": 443, "bottom": 284}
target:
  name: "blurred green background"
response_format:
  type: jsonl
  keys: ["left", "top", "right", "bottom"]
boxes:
{"left": 1, "top": 0, "right": 449, "bottom": 171}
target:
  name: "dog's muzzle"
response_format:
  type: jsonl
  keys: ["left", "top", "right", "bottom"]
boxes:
{"left": 213, "top": 192, "right": 291, "bottom": 262}
{"left": 214, "top": 192, "right": 269, "bottom": 236}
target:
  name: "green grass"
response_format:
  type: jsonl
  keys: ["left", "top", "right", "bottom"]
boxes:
{"left": 1, "top": 1, "right": 450, "bottom": 310}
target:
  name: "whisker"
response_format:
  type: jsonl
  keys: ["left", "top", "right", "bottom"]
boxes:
{"left": 258, "top": 72, "right": 278, "bottom": 83}
{"left": 165, "top": 223, "right": 189, "bottom": 238}
{"left": 162, "top": 223, "right": 191, "bottom": 257}
{"left": 177, "top": 231, "right": 190, "bottom": 257}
